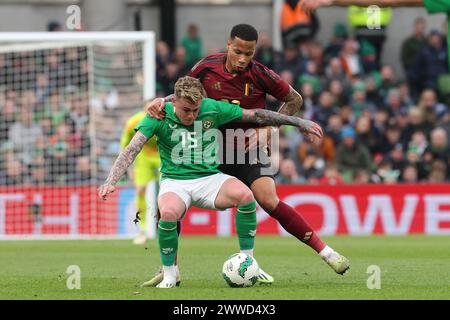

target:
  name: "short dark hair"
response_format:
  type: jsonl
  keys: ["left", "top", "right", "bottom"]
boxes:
{"left": 230, "top": 24, "right": 258, "bottom": 42}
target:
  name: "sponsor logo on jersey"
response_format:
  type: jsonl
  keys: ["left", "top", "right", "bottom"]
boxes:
{"left": 212, "top": 82, "right": 222, "bottom": 91}
{"left": 202, "top": 120, "right": 213, "bottom": 129}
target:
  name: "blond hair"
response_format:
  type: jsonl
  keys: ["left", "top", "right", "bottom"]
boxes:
{"left": 174, "top": 76, "right": 206, "bottom": 105}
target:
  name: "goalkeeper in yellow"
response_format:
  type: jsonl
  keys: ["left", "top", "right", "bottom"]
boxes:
{"left": 120, "top": 111, "right": 160, "bottom": 245}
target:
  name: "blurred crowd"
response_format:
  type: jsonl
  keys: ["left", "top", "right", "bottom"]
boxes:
{"left": 272, "top": 17, "right": 450, "bottom": 185}
{"left": 155, "top": 19, "right": 449, "bottom": 184}
{"left": 1, "top": 17, "right": 449, "bottom": 186}
{"left": 0, "top": 46, "right": 92, "bottom": 186}
{"left": 0, "top": 17, "right": 148, "bottom": 187}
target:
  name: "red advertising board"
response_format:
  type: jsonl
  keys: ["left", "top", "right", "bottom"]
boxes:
{"left": 181, "top": 184, "right": 450, "bottom": 235}
{"left": 0, "top": 186, "right": 118, "bottom": 235}
{"left": 1, "top": 184, "right": 450, "bottom": 236}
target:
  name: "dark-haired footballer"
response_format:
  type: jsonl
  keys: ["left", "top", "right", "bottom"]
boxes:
{"left": 143, "top": 24, "right": 350, "bottom": 287}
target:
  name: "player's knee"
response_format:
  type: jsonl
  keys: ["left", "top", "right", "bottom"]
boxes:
{"left": 236, "top": 187, "right": 254, "bottom": 206}
{"left": 159, "top": 208, "right": 179, "bottom": 221}
{"left": 255, "top": 194, "right": 279, "bottom": 212}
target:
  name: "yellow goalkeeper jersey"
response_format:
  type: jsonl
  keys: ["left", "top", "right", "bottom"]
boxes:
{"left": 120, "top": 111, "right": 160, "bottom": 183}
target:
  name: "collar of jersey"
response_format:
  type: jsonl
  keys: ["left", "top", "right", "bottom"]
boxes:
{"left": 164, "top": 102, "right": 184, "bottom": 125}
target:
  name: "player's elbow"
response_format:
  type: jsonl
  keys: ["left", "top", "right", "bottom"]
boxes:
{"left": 291, "top": 91, "right": 303, "bottom": 112}
{"left": 297, "top": 93, "right": 303, "bottom": 110}
{"left": 283, "top": 90, "right": 303, "bottom": 115}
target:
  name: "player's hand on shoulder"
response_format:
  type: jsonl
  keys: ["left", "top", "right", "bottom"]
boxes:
{"left": 145, "top": 97, "right": 166, "bottom": 120}
{"left": 98, "top": 184, "right": 116, "bottom": 201}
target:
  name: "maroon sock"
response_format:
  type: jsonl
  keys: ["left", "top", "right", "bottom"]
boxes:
{"left": 270, "top": 201, "right": 326, "bottom": 253}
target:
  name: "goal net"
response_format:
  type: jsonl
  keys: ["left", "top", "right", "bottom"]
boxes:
{"left": 0, "top": 32, "right": 156, "bottom": 239}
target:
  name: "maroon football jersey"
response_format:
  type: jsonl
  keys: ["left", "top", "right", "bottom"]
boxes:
{"left": 188, "top": 53, "right": 290, "bottom": 133}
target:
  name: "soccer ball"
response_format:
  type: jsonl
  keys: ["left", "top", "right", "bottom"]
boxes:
{"left": 222, "top": 253, "right": 259, "bottom": 288}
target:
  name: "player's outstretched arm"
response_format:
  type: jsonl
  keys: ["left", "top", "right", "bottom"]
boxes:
{"left": 243, "top": 86, "right": 303, "bottom": 152}
{"left": 277, "top": 85, "right": 303, "bottom": 116}
{"left": 241, "top": 109, "right": 323, "bottom": 140}
{"left": 98, "top": 131, "right": 148, "bottom": 200}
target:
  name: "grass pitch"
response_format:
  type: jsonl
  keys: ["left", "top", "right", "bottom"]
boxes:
{"left": 0, "top": 235, "right": 449, "bottom": 300}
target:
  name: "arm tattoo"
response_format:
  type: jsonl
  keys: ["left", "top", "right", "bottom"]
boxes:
{"left": 242, "top": 108, "right": 308, "bottom": 128}
{"left": 104, "top": 131, "right": 148, "bottom": 186}
{"left": 277, "top": 86, "right": 303, "bottom": 116}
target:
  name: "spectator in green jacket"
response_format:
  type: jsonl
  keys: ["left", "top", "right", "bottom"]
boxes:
{"left": 181, "top": 24, "right": 203, "bottom": 68}
{"left": 401, "top": 17, "right": 427, "bottom": 72}
{"left": 335, "top": 126, "right": 373, "bottom": 182}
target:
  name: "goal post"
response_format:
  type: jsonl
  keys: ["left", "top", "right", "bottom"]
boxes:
{"left": 0, "top": 31, "right": 157, "bottom": 239}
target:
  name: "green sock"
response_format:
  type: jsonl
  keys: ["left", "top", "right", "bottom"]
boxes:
{"left": 136, "top": 192, "right": 147, "bottom": 229}
{"left": 158, "top": 220, "right": 178, "bottom": 266}
{"left": 235, "top": 200, "right": 257, "bottom": 251}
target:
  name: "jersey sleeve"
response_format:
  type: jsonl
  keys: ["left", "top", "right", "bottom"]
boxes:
{"left": 253, "top": 62, "right": 290, "bottom": 101}
{"left": 424, "top": 0, "right": 450, "bottom": 13}
{"left": 134, "top": 114, "right": 162, "bottom": 139}
{"left": 213, "top": 99, "right": 243, "bottom": 125}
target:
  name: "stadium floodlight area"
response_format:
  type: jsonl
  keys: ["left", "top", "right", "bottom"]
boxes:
{"left": 0, "top": 32, "right": 156, "bottom": 239}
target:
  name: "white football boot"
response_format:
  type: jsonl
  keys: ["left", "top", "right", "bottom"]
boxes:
{"left": 140, "top": 266, "right": 181, "bottom": 287}
{"left": 156, "top": 278, "right": 177, "bottom": 289}
{"left": 322, "top": 251, "right": 350, "bottom": 275}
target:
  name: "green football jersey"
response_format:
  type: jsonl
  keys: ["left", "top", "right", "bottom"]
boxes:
{"left": 135, "top": 98, "right": 243, "bottom": 180}
{"left": 424, "top": 0, "right": 450, "bottom": 68}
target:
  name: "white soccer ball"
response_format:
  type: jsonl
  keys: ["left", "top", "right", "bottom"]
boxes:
{"left": 222, "top": 253, "right": 260, "bottom": 287}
